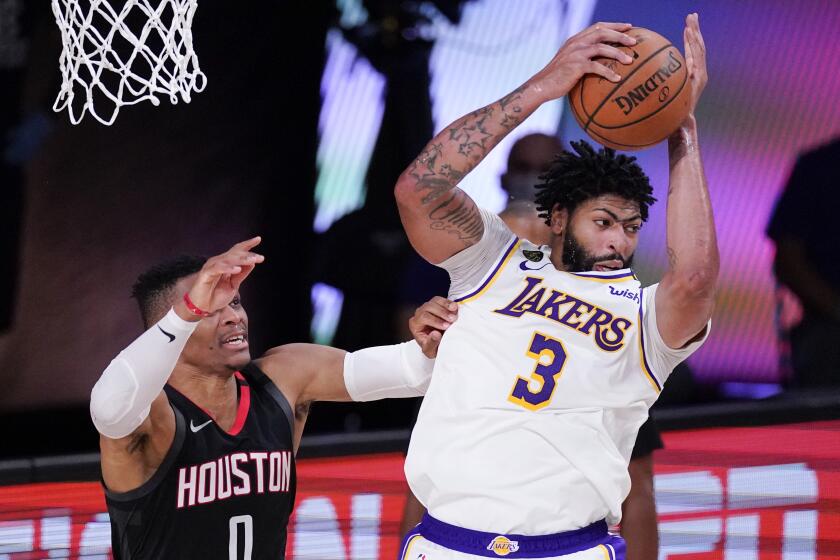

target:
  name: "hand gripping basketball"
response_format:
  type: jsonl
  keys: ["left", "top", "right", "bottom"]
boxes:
{"left": 529, "top": 22, "right": 637, "bottom": 103}
{"left": 186, "top": 237, "right": 265, "bottom": 315}
{"left": 566, "top": 15, "right": 705, "bottom": 150}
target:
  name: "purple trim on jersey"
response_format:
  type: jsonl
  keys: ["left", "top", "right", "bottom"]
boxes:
{"left": 638, "top": 287, "right": 663, "bottom": 392}
{"left": 417, "top": 514, "right": 611, "bottom": 558}
{"left": 454, "top": 237, "right": 519, "bottom": 303}
{"left": 569, "top": 269, "right": 636, "bottom": 280}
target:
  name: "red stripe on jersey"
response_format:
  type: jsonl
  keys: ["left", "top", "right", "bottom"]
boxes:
{"left": 227, "top": 372, "right": 251, "bottom": 436}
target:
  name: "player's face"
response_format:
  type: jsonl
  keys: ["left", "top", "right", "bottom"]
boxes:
{"left": 174, "top": 275, "right": 252, "bottom": 373}
{"left": 560, "top": 195, "right": 641, "bottom": 272}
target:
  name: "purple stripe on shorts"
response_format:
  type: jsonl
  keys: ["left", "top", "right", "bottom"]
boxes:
{"left": 417, "top": 514, "right": 613, "bottom": 558}
{"left": 398, "top": 524, "right": 423, "bottom": 560}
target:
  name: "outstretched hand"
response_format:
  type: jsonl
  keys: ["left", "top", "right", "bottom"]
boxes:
{"left": 683, "top": 13, "right": 707, "bottom": 118}
{"left": 410, "top": 296, "right": 458, "bottom": 358}
{"left": 185, "top": 237, "right": 265, "bottom": 316}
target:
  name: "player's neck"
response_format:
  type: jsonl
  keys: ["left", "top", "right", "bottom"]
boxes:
{"left": 170, "top": 366, "right": 240, "bottom": 424}
{"left": 549, "top": 252, "right": 571, "bottom": 273}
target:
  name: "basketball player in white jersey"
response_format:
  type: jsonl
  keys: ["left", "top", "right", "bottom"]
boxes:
{"left": 392, "top": 14, "right": 715, "bottom": 560}
{"left": 400, "top": 132, "right": 669, "bottom": 560}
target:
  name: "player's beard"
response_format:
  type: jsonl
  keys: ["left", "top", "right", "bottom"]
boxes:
{"left": 562, "top": 228, "right": 634, "bottom": 272}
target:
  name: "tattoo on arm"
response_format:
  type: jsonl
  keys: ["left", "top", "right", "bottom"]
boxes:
{"left": 403, "top": 84, "right": 529, "bottom": 243}
{"left": 428, "top": 190, "right": 484, "bottom": 242}
{"left": 500, "top": 109, "right": 523, "bottom": 132}
{"left": 667, "top": 247, "right": 678, "bottom": 268}
{"left": 408, "top": 145, "right": 466, "bottom": 205}
{"left": 499, "top": 85, "right": 526, "bottom": 111}
{"left": 450, "top": 109, "right": 495, "bottom": 158}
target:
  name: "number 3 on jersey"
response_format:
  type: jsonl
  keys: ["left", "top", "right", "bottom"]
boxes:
{"left": 508, "top": 332, "right": 567, "bottom": 410}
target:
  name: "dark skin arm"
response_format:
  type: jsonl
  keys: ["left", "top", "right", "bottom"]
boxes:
{"left": 255, "top": 297, "right": 459, "bottom": 451}
{"left": 621, "top": 454, "right": 659, "bottom": 560}
{"left": 653, "top": 15, "right": 718, "bottom": 349}
{"left": 394, "top": 22, "right": 636, "bottom": 264}
{"left": 255, "top": 344, "right": 348, "bottom": 454}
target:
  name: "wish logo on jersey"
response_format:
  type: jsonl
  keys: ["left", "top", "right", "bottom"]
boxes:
{"left": 487, "top": 536, "right": 519, "bottom": 556}
{"left": 494, "top": 276, "right": 633, "bottom": 351}
{"left": 608, "top": 285, "right": 640, "bottom": 304}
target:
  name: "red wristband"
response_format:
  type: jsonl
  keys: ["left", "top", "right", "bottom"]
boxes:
{"left": 183, "top": 292, "right": 211, "bottom": 317}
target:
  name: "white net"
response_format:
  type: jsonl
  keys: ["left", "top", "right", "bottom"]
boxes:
{"left": 51, "top": 0, "right": 206, "bottom": 125}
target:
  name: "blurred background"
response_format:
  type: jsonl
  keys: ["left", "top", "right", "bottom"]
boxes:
{"left": 0, "top": 0, "right": 839, "bottom": 558}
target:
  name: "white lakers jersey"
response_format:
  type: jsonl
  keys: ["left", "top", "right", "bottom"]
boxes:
{"left": 404, "top": 210, "right": 709, "bottom": 535}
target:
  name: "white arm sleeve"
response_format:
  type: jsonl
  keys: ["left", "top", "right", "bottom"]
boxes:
{"left": 641, "top": 283, "right": 711, "bottom": 385}
{"left": 343, "top": 341, "right": 435, "bottom": 401}
{"left": 90, "top": 308, "right": 198, "bottom": 439}
{"left": 438, "top": 208, "right": 517, "bottom": 299}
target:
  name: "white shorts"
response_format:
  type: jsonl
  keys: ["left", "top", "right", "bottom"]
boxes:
{"left": 399, "top": 515, "right": 625, "bottom": 560}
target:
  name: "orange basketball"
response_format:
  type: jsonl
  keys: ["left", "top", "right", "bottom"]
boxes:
{"left": 568, "top": 27, "right": 691, "bottom": 151}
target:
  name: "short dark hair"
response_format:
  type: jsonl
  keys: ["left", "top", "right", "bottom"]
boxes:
{"left": 131, "top": 255, "right": 207, "bottom": 327}
{"left": 534, "top": 140, "right": 657, "bottom": 225}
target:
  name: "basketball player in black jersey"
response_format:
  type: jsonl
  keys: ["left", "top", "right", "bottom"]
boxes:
{"left": 91, "top": 237, "right": 444, "bottom": 559}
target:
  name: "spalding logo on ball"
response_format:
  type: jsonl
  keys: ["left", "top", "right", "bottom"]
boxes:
{"left": 569, "top": 27, "right": 690, "bottom": 151}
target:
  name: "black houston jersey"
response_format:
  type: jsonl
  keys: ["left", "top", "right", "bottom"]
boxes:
{"left": 105, "top": 363, "right": 297, "bottom": 560}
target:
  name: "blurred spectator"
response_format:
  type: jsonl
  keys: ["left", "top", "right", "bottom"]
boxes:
{"left": 767, "top": 137, "right": 840, "bottom": 389}
{"left": 498, "top": 132, "right": 563, "bottom": 245}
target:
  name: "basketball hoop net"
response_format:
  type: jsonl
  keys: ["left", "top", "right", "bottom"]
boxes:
{"left": 51, "top": 0, "right": 206, "bottom": 125}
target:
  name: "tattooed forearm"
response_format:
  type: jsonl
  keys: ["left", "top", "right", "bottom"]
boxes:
{"left": 427, "top": 190, "right": 484, "bottom": 243}
{"left": 500, "top": 109, "right": 523, "bottom": 132}
{"left": 408, "top": 154, "right": 467, "bottom": 205}
{"left": 450, "top": 109, "right": 495, "bottom": 158}
{"left": 396, "top": 82, "right": 539, "bottom": 246}
{"left": 440, "top": 163, "right": 465, "bottom": 182}
{"left": 499, "top": 85, "right": 526, "bottom": 111}
{"left": 667, "top": 247, "right": 678, "bottom": 268}
{"left": 410, "top": 143, "right": 443, "bottom": 180}
{"left": 406, "top": 85, "right": 532, "bottom": 199}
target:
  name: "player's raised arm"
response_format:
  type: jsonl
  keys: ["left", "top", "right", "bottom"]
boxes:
{"left": 655, "top": 14, "right": 719, "bottom": 348}
{"left": 92, "top": 238, "right": 264, "bottom": 491}
{"left": 394, "top": 22, "right": 637, "bottom": 264}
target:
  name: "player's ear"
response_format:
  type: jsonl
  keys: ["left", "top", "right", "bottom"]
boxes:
{"left": 549, "top": 204, "right": 568, "bottom": 236}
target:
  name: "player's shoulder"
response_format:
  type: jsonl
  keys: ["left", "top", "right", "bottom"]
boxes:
{"left": 254, "top": 344, "right": 313, "bottom": 389}
{"left": 516, "top": 238, "right": 549, "bottom": 262}
{"left": 257, "top": 343, "right": 327, "bottom": 376}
